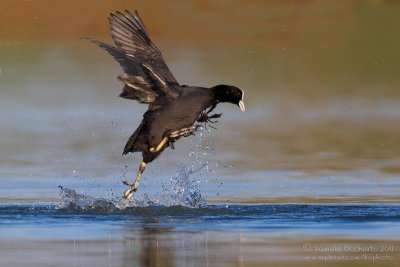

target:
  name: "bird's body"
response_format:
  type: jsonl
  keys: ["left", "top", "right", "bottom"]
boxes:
{"left": 86, "top": 10, "right": 245, "bottom": 199}
{"left": 124, "top": 86, "right": 213, "bottom": 155}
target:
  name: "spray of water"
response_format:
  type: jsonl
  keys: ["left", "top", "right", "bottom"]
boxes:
{"left": 57, "top": 127, "right": 236, "bottom": 211}
{"left": 57, "top": 160, "right": 207, "bottom": 211}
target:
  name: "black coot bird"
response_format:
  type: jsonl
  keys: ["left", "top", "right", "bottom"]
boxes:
{"left": 86, "top": 10, "right": 245, "bottom": 200}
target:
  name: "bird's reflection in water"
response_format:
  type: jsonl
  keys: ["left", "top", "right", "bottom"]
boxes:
{"left": 138, "top": 227, "right": 174, "bottom": 267}
{"left": 120, "top": 219, "right": 246, "bottom": 267}
{"left": 121, "top": 220, "right": 176, "bottom": 267}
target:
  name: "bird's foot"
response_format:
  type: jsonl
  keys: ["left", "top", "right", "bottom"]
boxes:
{"left": 209, "top": 113, "right": 222, "bottom": 120}
{"left": 169, "top": 140, "right": 175, "bottom": 149}
{"left": 198, "top": 113, "right": 221, "bottom": 130}
{"left": 122, "top": 180, "right": 134, "bottom": 186}
{"left": 197, "top": 113, "right": 222, "bottom": 124}
{"left": 122, "top": 188, "right": 135, "bottom": 200}
{"left": 169, "top": 125, "right": 198, "bottom": 138}
{"left": 122, "top": 180, "right": 138, "bottom": 200}
{"left": 197, "top": 113, "right": 208, "bottom": 123}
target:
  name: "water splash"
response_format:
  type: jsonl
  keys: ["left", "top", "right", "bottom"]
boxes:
{"left": 57, "top": 186, "right": 118, "bottom": 212}
{"left": 57, "top": 160, "right": 207, "bottom": 211}
{"left": 158, "top": 163, "right": 207, "bottom": 208}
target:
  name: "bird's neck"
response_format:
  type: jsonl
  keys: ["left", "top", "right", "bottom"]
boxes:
{"left": 211, "top": 85, "right": 229, "bottom": 103}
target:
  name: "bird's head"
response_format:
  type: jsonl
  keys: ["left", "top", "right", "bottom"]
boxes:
{"left": 212, "top": 85, "right": 245, "bottom": 112}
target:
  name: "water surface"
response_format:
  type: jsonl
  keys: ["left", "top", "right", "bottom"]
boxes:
{"left": 1, "top": 1, "right": 400, "bottom": 266}
{"left": 1, "top": 203, "right": 400, "bottom": 266}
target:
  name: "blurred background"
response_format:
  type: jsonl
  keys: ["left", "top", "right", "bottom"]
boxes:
{"left": 1, "top": 0, "right": 400, "bottom": 203}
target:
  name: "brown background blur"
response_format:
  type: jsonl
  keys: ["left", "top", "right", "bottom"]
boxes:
{"left": 1, "top": 0, "right": 400, "bottom": 176}
{"left": 1, "top": 0, "right": 399, "bottom": 98}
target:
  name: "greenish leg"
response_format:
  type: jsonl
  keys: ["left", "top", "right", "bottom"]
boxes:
{"left": 149, "top": 137, "right": 169, "bottom": 153}
{"left": 122, "top": 162, "right": 146, "bottom": 200}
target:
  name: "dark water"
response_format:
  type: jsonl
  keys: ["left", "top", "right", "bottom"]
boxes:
{"left": 1, "top": 203, "right": 400, "bottom": 266}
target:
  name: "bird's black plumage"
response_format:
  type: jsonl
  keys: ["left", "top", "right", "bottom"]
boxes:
{"left": 86, "top": 10, "right": 245, "bottom": 199}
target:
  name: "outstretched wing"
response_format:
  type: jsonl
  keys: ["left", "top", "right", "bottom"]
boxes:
{"left": 109, "top": 10, "right": 177, "bottom": 85}
{"left": 85, "top": 10, "right": 180, "bottom": 108}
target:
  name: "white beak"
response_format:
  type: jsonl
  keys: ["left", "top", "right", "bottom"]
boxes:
{"left": 239, "top": 100, "right": 245, "bottom": 112}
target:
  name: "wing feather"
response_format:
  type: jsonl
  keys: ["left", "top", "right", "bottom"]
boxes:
{"left": 85, "top": 10, "right": 181, "bottom": 109}
{"left": 108, "top": 10, "right": 178, "bottom": 85}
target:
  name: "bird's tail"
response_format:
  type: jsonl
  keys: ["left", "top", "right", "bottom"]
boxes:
{"left": 122, "top": 123, "right": 144, "bottom": 155}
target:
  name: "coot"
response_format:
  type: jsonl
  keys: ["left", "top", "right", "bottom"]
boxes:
{"left": 85, "top": 10, "right": 245, "bottom": 200}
